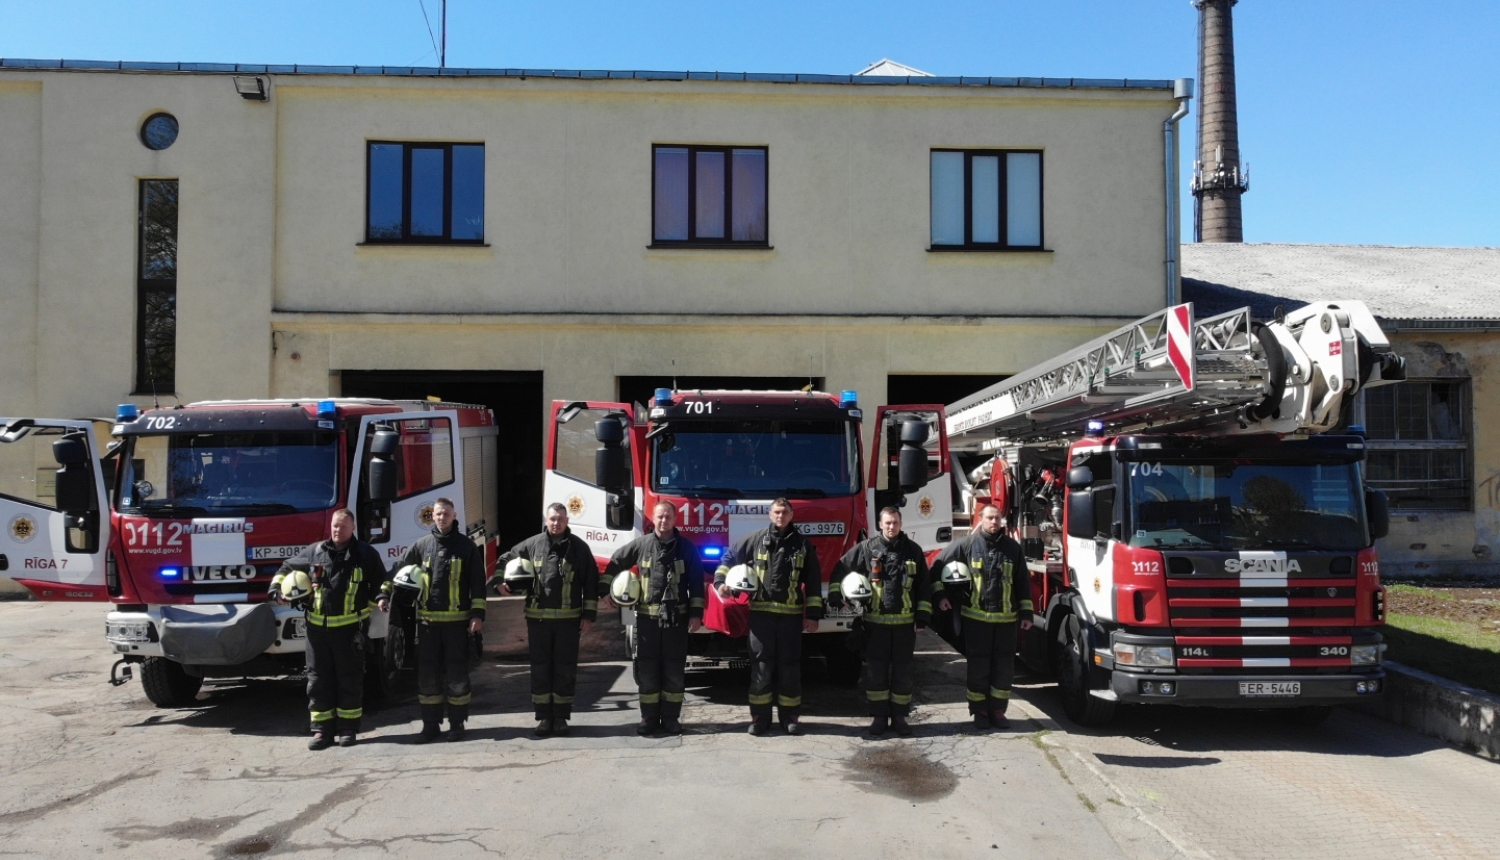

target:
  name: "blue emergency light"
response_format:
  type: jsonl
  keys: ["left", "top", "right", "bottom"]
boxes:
{"left": 840, "top": 390, "right": 858, "bottom": 408}
{"left": 1085, "top": 419, "right": 1107, "bottom": 437}
{"left": 701, "top": 546, "right": 724, "bottom": 561}
{"left": 1346, "top": 424, "right": 1367, "bottom": 439}
{"left": 316, "top": 400, "right": 338, "bottom": 419}
{"left": 159, "top": 567, "right": 182, "bottom": 579}
{"left": 654, "top": 388, "right": 674, "bottom": 407}
{"left": 116, "top": 404, "right": 140, "bottom": 422}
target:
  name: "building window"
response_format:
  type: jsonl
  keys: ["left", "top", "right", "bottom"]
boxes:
{"left": 366, "top": 142, "right": 484, "bottom": 243}
{"left": 136, "top": 179, "right": 177, "bottom": 394}
{"left": 1362, "top": 380, "right": 1470, "bottom": 511}
{"left": 652, "top": 145, "right": 768, "bottom": 246}
{"left": 140, "top": 113, "right": 178, "bottom": 151}
{"left": 930, "top": 150, "right": 1043, "bottom": 249}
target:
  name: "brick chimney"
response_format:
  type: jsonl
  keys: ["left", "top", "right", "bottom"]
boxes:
{"left": 1191, "top": 0, "right": 1250, "bottom": 242}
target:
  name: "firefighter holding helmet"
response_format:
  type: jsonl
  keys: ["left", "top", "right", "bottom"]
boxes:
{"left": 497, "top": 502, "right": 601, "bottom": 737}
{"left": 271, "top": 508, "right": 390, "bottom": 750}
{"left": 932, "top": 503, "right": 1032, "bottom": 730}
{"left": 601, "top": 501, "right": 705, "bottom": 736}
{"left": 828, "top": 506, "right": 932, "bottom": 737}
{"left": 400, "top": 497, "right": 487, "bottom": 743}
{"left": 714, "top": 498, "right": 823, "bottom": 736}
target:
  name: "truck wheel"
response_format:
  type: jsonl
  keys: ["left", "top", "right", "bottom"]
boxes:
{"left": 139, "top": 657, "right": 203, "bottom": 708}
{"left": 1282, "top": 705, "right": 1333, "bottom": 727}
{"left": 365, "top": 603, "right": 408, "bottom": 703}
{"left": 1054, "top": 615, "right": 1115, "bottom": 727}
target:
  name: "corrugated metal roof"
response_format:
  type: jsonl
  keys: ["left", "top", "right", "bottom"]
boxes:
{"left": 1183, "top": 243, "right": 1500, "bottom": 325}
{"left": 0, "top": 57, "right": 1173, "bottom": 90}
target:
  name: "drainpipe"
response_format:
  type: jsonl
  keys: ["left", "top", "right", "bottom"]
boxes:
{"left": 1164, "top": 77, "right": 1194, "bottom": 306}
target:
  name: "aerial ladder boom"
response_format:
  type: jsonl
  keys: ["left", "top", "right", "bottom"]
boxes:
{"left": 946, "top": 301, "right": 1406, "bottom": 452}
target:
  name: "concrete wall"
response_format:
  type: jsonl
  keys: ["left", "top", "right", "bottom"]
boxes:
{"left": 1374, "top": 331, "right": 1500, "bottom": 578}
{"left": 0, "top": 67, "right": 1177, "bottom": 431}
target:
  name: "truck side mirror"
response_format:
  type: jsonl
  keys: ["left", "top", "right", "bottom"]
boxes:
{"left": 52, "top": 438, "right": 94, "bottom": 514}
{"left": 367, "top": 431, "right": 400, "bottom": 503}
{"left": 595, "top": 447, "right": 626, "bottom": 493}
{"left": 897, "top": 420, "right": 930, "bottom": 493}
{"left": 1066, "top": 490, "right": 1094, "bottom": 540}
{"left": 1066, "top": 466, "right": 1093, "bottom": 489}
{"left": 1366, "top": 489, "right": 1390, "bottom": 541}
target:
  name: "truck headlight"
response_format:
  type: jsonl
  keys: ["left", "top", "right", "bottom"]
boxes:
{"left": 106, "top": 622, "right": 152, "bottom": 643}
{"left": 1114, "top": 643, "right": 1174, "bottom": 667}
{"left": 1350, "top": 644, "right": 1380, "bottom": 666}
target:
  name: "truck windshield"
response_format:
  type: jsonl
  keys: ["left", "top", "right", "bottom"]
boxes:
{"left": 653, "top": 420, "right": 859, "bottom": 497}
{"left": 1125, "top": 459, "right": 1366, "bottom": 551}
{"left": 116, "top": 432, "right": 339, "bottom": 515}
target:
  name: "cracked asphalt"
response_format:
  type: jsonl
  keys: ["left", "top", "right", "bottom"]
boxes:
{"left": 1, "top": 598, "right": 1496, "bottom": 859}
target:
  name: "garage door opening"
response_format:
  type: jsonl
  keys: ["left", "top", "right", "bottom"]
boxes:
{"left": 618, "top": 376, "right": 825, "bottom": 408}
{"left": 339, "top": 370, "right": 544, "bottom": 549}
{"left": 887, "top": 374, "right": 1008, "bottom": 408}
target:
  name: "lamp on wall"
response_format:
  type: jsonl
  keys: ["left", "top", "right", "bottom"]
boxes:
{"left": 233, "top": 76, "right": 268, "bottom": 101}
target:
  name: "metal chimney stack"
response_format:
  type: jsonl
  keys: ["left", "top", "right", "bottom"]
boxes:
{"left": 1191, "top": 0, "right": 1250, "bottom": 242}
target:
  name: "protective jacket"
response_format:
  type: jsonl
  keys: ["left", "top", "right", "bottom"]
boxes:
{"left": 273, "top": 538, "right": 389, "bottom": 628}
{"left": 504, "top": 529, "right": 600, "bottom": 622}
{"left": 402, "top": 525, "right": 488, "bottom": 624}
{"left": 933, "top": 529, "right": 1032, "bottom": 624}
{"left": 603, "top": 530, "right": 705, "bottom": 624}
{"left": 716, "top": 524, "right": 824, "bottom": 620}
{"left": 833, "top": 532, "right": 931, "bottom": 626}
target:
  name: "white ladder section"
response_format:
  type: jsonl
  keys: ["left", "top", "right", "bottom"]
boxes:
{"left": 945, "top": 301, "right": 1403, "bottom": 450}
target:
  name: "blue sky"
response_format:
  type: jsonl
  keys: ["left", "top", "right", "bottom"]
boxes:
{"left": 3, "top": 0, "right": 1496, "bottom": 247}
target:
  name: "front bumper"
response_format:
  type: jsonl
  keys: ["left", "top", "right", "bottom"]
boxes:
{"left": 1108, "top": 669, "right": 1386, "bottom": 707}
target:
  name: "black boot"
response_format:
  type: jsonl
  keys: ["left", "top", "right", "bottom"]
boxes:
{"left": 866, "top": 716, "right": 889, "bottom": 737}
{"left": 990, "top": 709, "right": 1011, "bottom": 730}
{"left": 308, "top": 731, "right": 333, "bottom": 751}
{"left": 414, "top": 722, "right": 442, "bottom": 744}
{"left": 447, "top": 721, "right": 467, "bottom": 742}
{"left": 892, "top": 715, "right": 913, "bottom": 737}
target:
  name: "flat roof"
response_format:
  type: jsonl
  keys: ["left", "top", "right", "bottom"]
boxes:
{"left": 0, "top": 57, "right": 1174, "bottom": 91}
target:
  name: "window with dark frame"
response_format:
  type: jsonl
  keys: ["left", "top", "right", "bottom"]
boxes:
{"left": 366, "top": 142, "right": 484, "bottom": 244}
{"left": 930, "top": 149, "right": 1043, "bottom": 250}
{"left": 135, "top": 179, "right": 178, "bottom": 394}
{"left": 652, "top": 145, "right": 768, "bottom": 246}
{"left": 1361, "top": 380, "right": 1471, "bottom": 511}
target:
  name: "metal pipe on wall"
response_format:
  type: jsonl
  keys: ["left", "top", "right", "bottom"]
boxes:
{"left": 1164, "top": 78, "right": 1194, "bottom": 307}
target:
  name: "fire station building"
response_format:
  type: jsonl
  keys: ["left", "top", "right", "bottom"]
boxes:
{"left": 0, "top": 58, "right": 1189, "bottom": 530}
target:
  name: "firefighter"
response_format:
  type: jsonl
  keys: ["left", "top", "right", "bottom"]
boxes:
{"left": 828, "top": 506, "right": 931, "bottom": 737}
{"left": 714, "top": 498, "right": 823, "bottom": 736}
{"left": 401, "top": 497, "right": 487, "bottom": 743}
{"left": 499, "top": 502, "right": 600, "bottom": 738}
{"left": 933, "top": 503, "right": 1032, "bottom": 730}
{"left": 601, "top": 501, "right": 704, "bottom": 736}
{"left": 271, "top": 508, "right": 389, "bottom": 750}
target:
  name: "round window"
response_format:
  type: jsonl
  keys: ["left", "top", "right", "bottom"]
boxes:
{"left": 140, "top": 113, "right": 179, "bottom": 151}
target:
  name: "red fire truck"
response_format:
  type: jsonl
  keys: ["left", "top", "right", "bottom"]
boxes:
{"left": 542, "top": 389, "right": 953, "bottom": 678}
{"left": 0, "top": 398, "right": 498, "bottom": 707}
{"left": 941, "top": 302, "right": 1406, "bottom": 725}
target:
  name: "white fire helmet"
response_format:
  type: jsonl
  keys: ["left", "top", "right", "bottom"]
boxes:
{"left": 610, "top": 571, "right": 641, "bottom": 607}
{"left": 503, "top": 557, "right": 536, "bottom": 594}
{"left": 941, "top": 561, "right": 973, "bottom": 586}
{"left": 277, "top": 570, "right": 313, "bottom": 603}
{"left": 722, "top": 564, "right": 758, "bottom": 596}
{"left": 392, "top": 564, "right": 426, "bottom": 592}
{"left": 840, "top": 572, "right": 874, "bottom": 606}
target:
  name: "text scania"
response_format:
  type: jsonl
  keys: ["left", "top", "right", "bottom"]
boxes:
{"left": 1224, "top": 558, "right": 1303, "bottom": 574}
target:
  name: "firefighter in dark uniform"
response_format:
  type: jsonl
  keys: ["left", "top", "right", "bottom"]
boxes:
{"left": 272, "top": 508, "right": 389, "bottom": 750}
{"left": 499, "top": 502, "right": 600, "bottom": 737}
{"left": 714, "top": 498, "right": 823, "bottom": 736}
{"left": 829, "top": 506, "right": 932, "bottom": 737}
{"left": 933, "top": 503, "right": 1032, "bottom": 730}
{"left": 601, "top": 501, "right": 704, "bottom": 736}
{"left": 401, "top": 496, "right": 488, "bottom": 743}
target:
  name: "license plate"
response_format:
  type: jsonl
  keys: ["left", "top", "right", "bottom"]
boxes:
{"left": 1239, "top": 681, "right": 1300, "bottom": 697}
{"left": 798, "top": 522, "right": 846, "bottom": 536}
{"left": 248, "top": 545, "right": 303, "bottom": 561}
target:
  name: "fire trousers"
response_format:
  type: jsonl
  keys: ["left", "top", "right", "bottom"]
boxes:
{"left": 635, "top": 615, "right": 687, "bottom": 721}
{"left": 748, "top": 612, "right": 803, "bottom": 722}
{"left": 961, "top": 617, "right": 1019, "bottom": 716}
{"left": 306, "top": 623, "right": 364, "bottom": 734}
{"left": 863, "top": 623, "right": 916, "bottom": 717}
{"left": 527, "top": 618, "right": 582, "bottom": 721}
{"left": 417, "top": 620, "right": 473, "bottom": 727}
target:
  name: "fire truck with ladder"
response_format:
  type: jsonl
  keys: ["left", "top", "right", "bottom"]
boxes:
{"left": 0, "top": 398, "right": 499, "bottom": 708}
{"left": 940, "top": 301, "right": 1406, "bottom": 726}
{"left": 543, "top": 389, "right": 952, "bottom": 681}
